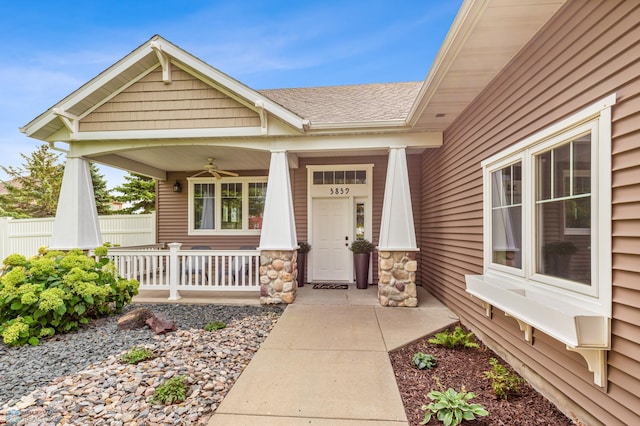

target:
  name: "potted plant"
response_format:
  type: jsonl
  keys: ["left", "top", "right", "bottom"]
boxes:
{"left": 543, "top": 241, "right": 577, "bottom": 278}
{"left": 350, "top": 239, "right": 375, "bottom": 289}
{"left": 297, "top": 242, "right": 311, "bottom": 287}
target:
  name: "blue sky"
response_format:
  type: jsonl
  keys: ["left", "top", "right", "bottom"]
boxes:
{"left": 0, "top": 1, "right": 461, "bottom": 188}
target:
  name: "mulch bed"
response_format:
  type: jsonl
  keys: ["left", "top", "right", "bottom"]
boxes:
{"left": 389, "top": 324, "right": 575, "bottom": 425}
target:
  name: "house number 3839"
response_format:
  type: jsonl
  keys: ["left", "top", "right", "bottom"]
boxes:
{"left": 329, "top": 187, "right": 349, "bottom": 195}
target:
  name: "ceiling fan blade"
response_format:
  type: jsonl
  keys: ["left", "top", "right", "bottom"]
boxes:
{"left": 190, "top": 170, "right": 208, "bottom": 178}
{"left": 213, "top": 171, "right": 222, "bottom": 179}
{"left": 216, "top": 170, "right": 239, "bottom": 177}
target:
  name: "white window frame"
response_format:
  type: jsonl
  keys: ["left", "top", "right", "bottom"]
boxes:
{"left": 481, "top": 94, "right": 614, "bottom": 317}
{"left": 187, "top": 176, "right": 268, "bottom": 235}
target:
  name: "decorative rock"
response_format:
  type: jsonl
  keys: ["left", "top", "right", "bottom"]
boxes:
{"left": 117, "top": 308, "right": 154, "bottom": 330}
{"left": 274, "top": 279, "right": 284, "bottom": 292}
{"left": 272, "top": 259, "right": 284, "bottom": 271}
{"left": 145, "top": 315, "right": 176, "bottom": 335}
{"left": 377, "top": 251, "right": 418, "bottom": 308}
{"left": 259, "top": 250, "right": 296, "bottom": 305}
{"left": 379, "top": 258, "right": 394, "bottom": 270}
{"left": 0, "top": 305, "right": 281, "bottom": 425}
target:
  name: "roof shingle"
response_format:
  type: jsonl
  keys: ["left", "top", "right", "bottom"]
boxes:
{"left": 258, "top": 82, "right": 422, "bottom": 125}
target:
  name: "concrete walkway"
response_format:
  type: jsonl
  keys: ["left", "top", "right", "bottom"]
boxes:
{"left": 208, "top": 285, "right": 458, "bottom": 425}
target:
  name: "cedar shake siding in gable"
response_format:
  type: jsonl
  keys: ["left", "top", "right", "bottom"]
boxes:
{"left": 80, "top": 68, "right": 260, "bottom": 132}
{"left": 419, "top": 1, "right": 640, "bottom": 425}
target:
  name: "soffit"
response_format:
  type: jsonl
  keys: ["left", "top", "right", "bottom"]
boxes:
{"left": 408, "top": 0, "right": 566, "bottom": 132}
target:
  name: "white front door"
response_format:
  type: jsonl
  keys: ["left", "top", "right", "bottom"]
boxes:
{"left": 312, "top": 198, "right": 351, "bottom": 281}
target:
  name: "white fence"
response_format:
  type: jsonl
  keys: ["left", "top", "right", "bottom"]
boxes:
{"left": 0, "top": 213, "right": 156, "bottom": 260}
{"left": 104, "top": 243, "right": 261, "bottom": 299}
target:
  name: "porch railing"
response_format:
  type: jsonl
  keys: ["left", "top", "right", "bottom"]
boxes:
{"left": 102, "top": 243, "right": 260, "bottom": 299}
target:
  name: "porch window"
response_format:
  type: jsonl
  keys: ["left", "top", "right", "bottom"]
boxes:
{"left": 313, "top": 169, "right": 367, "bottom": 185}
{"left": 194, "top": 183, "right": 215, "bottom": 230}
{"left": 188, "top": 177, "right": 267, "bottom": 235}
{"left": 248, "top": 182, "right": 267, "bottom": 230}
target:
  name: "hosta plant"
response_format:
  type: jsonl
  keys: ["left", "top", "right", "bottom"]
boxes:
{"left": 0, "top": 246, "right": 139, "bottom": 346}
{"left": 421, "top": 386, "right": 489, "bottom": 426}
{"left": 483, "top": 357, "right": 523, "bottom": 399}
{"left": 150, "top": 375, "right": 189, "bottom": 405}
{"left": 413, "top": 352, "right": 437, "bottom": 370}
{"left": 428, "top": 326, "right": 480, "bottom": 349}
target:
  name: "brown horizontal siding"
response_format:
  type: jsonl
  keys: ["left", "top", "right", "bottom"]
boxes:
{"left": 156, "top": 171, "right": 265, "bottom": 250}
{"left": 420, "top": 1, "right": 640, "bottom": 424}
{"left": 157, "top": 154, "right": 422, "bottom": 286}
{"left": 80, "top": 68, "right": 260, "bottom": 131}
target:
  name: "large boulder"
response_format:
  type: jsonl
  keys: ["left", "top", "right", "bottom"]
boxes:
{"left": 117, "top": 308, "right": 154, "bottom": 330}
{"left": 145, "top": 314, "right": 176, "bottom": 334}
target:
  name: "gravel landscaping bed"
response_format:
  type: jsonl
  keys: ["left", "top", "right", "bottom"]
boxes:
{"left": 0, "top": 303, "right": 282, "bottom": 425}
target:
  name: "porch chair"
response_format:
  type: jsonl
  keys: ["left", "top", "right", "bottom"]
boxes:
{"left": 231, "top": 246, "right": 256, "bottom": 284}
{"left": 181, "top": 245, "right": 211, "bottom": 282}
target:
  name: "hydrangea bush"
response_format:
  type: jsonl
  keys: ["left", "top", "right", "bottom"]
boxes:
{"left": 0, "top": 246, "right": 139, "bottom": 346}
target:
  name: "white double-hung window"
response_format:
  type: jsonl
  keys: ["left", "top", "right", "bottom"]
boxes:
{"left": 188, "top": 177, "right": 267, "bottom": 235}
{"left": 466, "top": 95, "right": 615, "bottom": 386}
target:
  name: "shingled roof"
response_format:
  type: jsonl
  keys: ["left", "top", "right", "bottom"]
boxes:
{"left": 258, "top": 81, "right": 422, "bottom": 126}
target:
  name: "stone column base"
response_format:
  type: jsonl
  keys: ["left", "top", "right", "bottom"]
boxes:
{"left": 259, "top": 250, "right": 297, "bottom": 304}
{"left": 378, "top": 251, "right": 418, "bottom": 307}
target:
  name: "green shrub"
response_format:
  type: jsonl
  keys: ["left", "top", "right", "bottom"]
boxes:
{"left": 120, "top": 346, "right": 155, "bottom": 364}
{"left": 150, "top": 375, "right": 189, "bottom": 405}
{"left": 421, "top": 385, "right": 489, "bottom": 426}
{"left": 428, "top": 326, "right": 480, "bottom": 349}
{"left": 204, "top": 320, "right": 226, "bottom": 332}
{"left": 413, "top": 352, "right": 437, "bottom": 370}
{"left": 0, "top": 247, "right": 139, "bottom": 346}
{"left": 483, "top": 357, "right": 523, "bottom": 399}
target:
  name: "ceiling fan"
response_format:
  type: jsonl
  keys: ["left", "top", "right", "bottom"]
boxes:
{"left": 190, "top": 157, "right": 239, "bottom": 179}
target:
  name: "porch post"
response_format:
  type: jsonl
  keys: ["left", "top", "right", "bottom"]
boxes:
{"left": 378, "top": 146, "right": 419, "bottom": 307}
{"left": 258, "top": 150, "right": 298, "bottom": 304}
{"left": 50, "top": 156, "right": 102, "bottom": 250}
{"left": 168, "top": 242, "right": 182, "bottom": 301}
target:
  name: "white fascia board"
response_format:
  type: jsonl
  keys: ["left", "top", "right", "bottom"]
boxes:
{"left": 73, "top": 127, "right": 265, "bottom": 141}
{"left": 308, "top": 119, "right": 408, "bottom": 131}
{"left": 22, "top": 43, "right": 156, "bottom": 138}
{"left": 271, "top": 132, "right": 442, "bottom": 152}
{"left": 406, "top": 0, "right": 487, "bottom": 127}
{"left": 156, "top": 41, "right": 309, "bottom": 131}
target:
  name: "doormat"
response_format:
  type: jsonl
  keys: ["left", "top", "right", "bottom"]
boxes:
{"left": 312, "top": 283, "right": 349, "bottom": 290}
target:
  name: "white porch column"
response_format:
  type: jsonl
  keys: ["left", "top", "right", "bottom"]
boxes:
{"left": 258, "top": 150, "right": 298, "bottom": 304}
{"left": 50, "top": 156, "right": 102, "bottom": 250}
{"left": 378, "top": 146, "right": 419, "bottom": 307}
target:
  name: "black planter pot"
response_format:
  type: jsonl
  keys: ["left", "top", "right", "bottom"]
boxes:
{"left": 354, "top": 253, "right": 370, "bottom": 289}
{"left": 297, "top": 253, "right": 306, "bottom": 287}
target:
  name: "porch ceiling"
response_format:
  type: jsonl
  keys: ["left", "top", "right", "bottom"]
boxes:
{"left": 85, "top": 133, "right": 434, "bottom": 179}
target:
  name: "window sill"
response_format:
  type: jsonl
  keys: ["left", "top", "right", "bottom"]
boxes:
{"left": 465, "top": 274, "right": 610, "bottom": 387}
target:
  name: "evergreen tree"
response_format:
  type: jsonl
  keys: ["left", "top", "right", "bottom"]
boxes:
{"left": 0, "top": 145, "right": 63, "bottom": 218}
{"left": 112, "top": 173, "right": 156, "bottom": 214}
{"left": 0, "top": 144, "right": 114, "bottom": 218}
{"left": 90, "top": 163, "right": 113, "bottom": 215}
